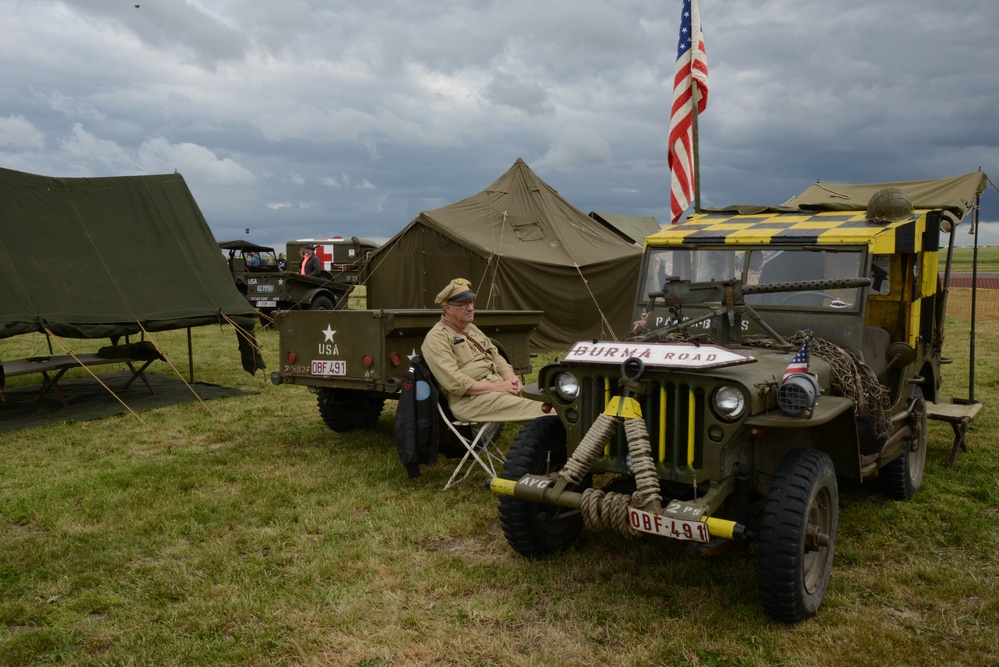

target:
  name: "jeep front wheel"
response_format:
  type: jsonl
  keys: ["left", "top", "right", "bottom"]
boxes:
{"left": 758, "top": 448, "right": 839, "bottom": 623}
{"left": 498, "top": 416, "right": 583, "bottom": 558}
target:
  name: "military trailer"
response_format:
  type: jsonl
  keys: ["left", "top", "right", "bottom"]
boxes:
{"left": 270, "top": 308, "right": 541, "bottom": 432}
{"left": 490, "top": 173, "right": 987, "bottom": 623}
{"left": 219, "top": 239, "right": 355, "bottom": 316}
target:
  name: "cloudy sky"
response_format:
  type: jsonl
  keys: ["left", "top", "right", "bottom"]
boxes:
{"left": 2, "top": 0, "right": 997, "bottom": 248}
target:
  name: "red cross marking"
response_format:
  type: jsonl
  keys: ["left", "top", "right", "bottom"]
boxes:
{"left": 314, "top": 244, "right": 333, "bottom": 269}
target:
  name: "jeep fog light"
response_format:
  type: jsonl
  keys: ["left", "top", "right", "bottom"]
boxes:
{"left": 712, "top": 385, "right": 746, "bottom": 421}
{"left": 554, "top": 372, "right": 580, "bottom": 401}
{"left": 777, "top": 373, "right": 820, "bottom": 416}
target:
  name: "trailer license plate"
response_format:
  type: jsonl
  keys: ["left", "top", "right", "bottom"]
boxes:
{"left": 311, "top": 360, "right": 347, "bottom": 376}
{"left": 628, "top": 507, "right": 710, "bottom": 543}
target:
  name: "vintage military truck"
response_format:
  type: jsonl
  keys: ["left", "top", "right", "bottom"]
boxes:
{"left": 490, "top": 173, "right": 987, "bottom": 623}
{"left": 270, "top": 308, "right": 541, "bottom": 432}
{"left": 219, "top": 239, "right": 356, "bottom": 316}
{"left": 286, "top": 236, "right": 379, "bottom": 285}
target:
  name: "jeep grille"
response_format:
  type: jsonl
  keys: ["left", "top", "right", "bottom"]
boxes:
{"left": 580, "top": 375, "right": 705, "bottom": 476}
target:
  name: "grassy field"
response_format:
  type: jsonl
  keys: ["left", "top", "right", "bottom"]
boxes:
{"left": 1, "top": 316, "right": 997, "bottom": 666}
{"left": 940, "top": 245, "right": 999, "bottom": 273}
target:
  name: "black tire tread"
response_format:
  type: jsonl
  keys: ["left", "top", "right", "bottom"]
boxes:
{"left": 758, "top": 448, "right": 838, "bottom": 623}
{"left": 878, "top": 386, "right": 927, "bottom": 500}
{"left": 317, "top": 388, "right": 385, "bottom": 432}
{"left": 498, "top": 416, "right": 582, "bottom": 559}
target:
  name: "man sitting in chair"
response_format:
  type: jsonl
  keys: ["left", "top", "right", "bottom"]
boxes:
{"left": 422, "top": 278, "right": 547, "bottom": 423}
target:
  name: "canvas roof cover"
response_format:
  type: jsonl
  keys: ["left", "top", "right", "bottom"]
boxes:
{"left": 363, "top": 158, "right": 641, "bottom": 350}
{"left": 0, "top": 167, "right": 257, "bottom": 340}
{"left": 702, "top": 172, "right": 987, "bottom": 219}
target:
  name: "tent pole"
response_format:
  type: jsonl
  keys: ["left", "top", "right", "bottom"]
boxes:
{"left": 968, "top": 196, "right": 980, "bottom": 401}
{"left": 187, "top": 327, "right": 194, "bottom": 384}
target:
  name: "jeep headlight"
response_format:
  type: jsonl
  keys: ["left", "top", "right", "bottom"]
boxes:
{"left": 553, "top": 371, "right": 580, "bottom": 402}
{"left": 712, "top": 385, "right": 746, "bottom": 421}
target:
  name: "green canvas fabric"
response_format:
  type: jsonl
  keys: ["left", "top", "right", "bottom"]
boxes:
{"left": 787, "top": 172, "right": 987, "bottom": 218}
{"left": 0, "top": 168, "right": 256, "bottom": 340}
{"left": 701, "top": 172, "right": 988, "bottom": 219}
{"left": 362, "top": 159, "right": 642, "bottom": 351}
{"left": 588, "top": 211, "right": 662, "bottom": 245}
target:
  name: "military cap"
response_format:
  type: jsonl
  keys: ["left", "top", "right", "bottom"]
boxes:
{"left": 436, "top": 278, "right": 476, "bottom": 305}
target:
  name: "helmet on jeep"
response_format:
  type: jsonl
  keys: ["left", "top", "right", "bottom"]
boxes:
{"left": 867, "top": 187, "right": 914, "bottom": 223}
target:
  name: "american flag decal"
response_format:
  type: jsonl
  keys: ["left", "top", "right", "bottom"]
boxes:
{"left": 669, "top": 0, "right": 709, "bottom": 224}
{"left": 783, "top": 339, "right": 811, "bottom": 382}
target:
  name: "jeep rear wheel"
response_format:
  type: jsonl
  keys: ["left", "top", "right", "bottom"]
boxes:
{"left": 878, "top": 386, "right": 927, "bottom": 500}
{"left": 498, "top": 416, "right": 583, "bottom": 558}
{"left": 758, "top": 448, "right": 838, "bottom": 623}
{"left": 317, "top": 388, "right": 385, "bottom": 432}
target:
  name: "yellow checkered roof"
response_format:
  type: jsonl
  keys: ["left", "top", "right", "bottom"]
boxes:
{"left": 646, "top": 210, "right": 930, "bottom": 254}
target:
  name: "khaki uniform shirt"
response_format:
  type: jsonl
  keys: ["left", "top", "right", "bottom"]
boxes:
{"left": 421, "top": 319, "right": 545, "bottom": 423}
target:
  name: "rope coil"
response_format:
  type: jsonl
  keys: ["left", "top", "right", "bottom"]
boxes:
{"left": 559, "top": 411, "right": 663, "bottom": 537}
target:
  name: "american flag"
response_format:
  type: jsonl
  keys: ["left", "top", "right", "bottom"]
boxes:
{"left": 668, "top": 0, "right": 709, "bottom": 224}
{"left": 783, "top": 339, "right": 810, "bottom": 382}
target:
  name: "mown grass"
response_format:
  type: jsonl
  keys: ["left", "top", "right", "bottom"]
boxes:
{"left": 941, "top": 245, "right": 999, "bottom": 273}
{"left": 1, "top": 317, "right": 997, "bottom": 666}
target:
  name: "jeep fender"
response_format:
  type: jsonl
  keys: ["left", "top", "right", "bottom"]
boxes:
{"left": 302, "top": 287, "right": 338, "bottom": 308}
{"left": 746, "top": 396, "right": 862, "bottom": 482}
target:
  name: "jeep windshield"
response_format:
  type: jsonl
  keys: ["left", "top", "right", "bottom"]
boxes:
{"left": 640, "top": 247, "right": 866, "bottom": 312}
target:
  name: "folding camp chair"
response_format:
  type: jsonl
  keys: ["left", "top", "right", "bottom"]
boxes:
{"left": 438, "top": 399, "right": 506, "bottom": 489}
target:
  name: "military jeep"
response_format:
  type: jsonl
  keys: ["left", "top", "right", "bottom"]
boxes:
{"left": 219, "top": 239, "right": 355, "bottom": 316}
{"left": 490, "top": 173, "right": 987, "bottom": 623}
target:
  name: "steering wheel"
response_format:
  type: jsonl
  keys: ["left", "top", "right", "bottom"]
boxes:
{"left": 779, "top": 291, "right": 839, "bottom": 306}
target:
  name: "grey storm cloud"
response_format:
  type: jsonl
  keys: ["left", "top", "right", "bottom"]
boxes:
{"left": 0, "top": 0, "right": 996, "bottom": 247}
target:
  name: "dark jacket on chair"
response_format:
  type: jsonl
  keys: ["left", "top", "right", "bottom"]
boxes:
{"left": 395, "top": 355, "right": 440, "bottom": 477}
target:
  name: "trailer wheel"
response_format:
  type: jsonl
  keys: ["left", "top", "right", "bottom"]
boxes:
{"left": 498, "top": 416, "right": 583, "bottom": 558}
{"left": 308, "top": 295, "right": 335, "bottom": 311}
{"left": 878, "top": 386, "right": 927, "bottom": 500}
{"left": 317, "top": 388, "right": 385, "bottom": 432}
{"left": 758, "top": 448, "right": 838, "bottom": 623}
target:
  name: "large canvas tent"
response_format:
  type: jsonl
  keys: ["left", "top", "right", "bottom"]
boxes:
{"left": 0, "top": 167, "right": 256, "bottom": 342}
{"left": 363, "top": 159, "right": 642, "bottom": 350}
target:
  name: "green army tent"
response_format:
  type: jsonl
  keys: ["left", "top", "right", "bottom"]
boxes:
{"left": 0, "top": 167, "right": 256, "bottom": 347}
{"left": 362, "top": 158, "right": 642, "bottom": 350}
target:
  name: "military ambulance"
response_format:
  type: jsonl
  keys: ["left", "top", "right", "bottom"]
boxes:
{"left": 286, "top": 237, "right": 379, "bottom": 284}
{"left": 490, "top": 172, "right": 988, "bottom": 622}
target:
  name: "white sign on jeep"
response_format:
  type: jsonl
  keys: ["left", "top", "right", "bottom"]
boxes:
{"left": 562, "top": 341, "right": 755, "bottom": 370}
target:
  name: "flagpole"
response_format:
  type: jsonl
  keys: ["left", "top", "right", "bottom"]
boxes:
{"left": 692, "top": 80, "right": 701, "bottom": 213}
